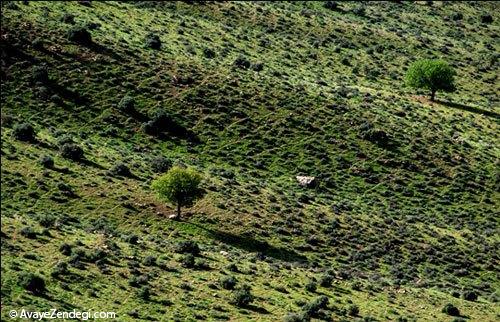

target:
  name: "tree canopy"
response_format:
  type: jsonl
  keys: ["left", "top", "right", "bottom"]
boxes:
{"left": 151, "top": 166, "right": 203, "bottom": 218}
{"left": 405, "top": 59, "right": 456, "bottom": 101}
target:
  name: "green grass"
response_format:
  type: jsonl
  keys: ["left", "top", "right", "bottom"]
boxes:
{"left": 1, "top": 1, "right": 499, "bottom": 321}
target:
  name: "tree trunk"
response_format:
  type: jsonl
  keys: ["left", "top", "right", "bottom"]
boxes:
{"left": 430, "top": 89, "right": 436, "bottom": 101}
{"left": 177, "top": 202, "right": 181, "bottom": 219}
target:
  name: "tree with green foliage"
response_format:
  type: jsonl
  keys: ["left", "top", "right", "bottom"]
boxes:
{"left": 405, "top": 59, "right": 456, "bottom": 101}
{"left": 151, "top": 166, "right": 203, "bottom": 219}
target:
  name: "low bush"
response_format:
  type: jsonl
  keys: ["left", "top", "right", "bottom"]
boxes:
{"left": 174, "top": 241, "right": 200, "bottom": 255}
{"left": 109, "top": 163, "right": 131, "bottom": 177}
{"left": 67, "top": 26, "right": 92, "bottom": 45}
{"left": 145, "top": 33, "right": 161, "bottom": 49}
{"left": 442, "top": 303, "right": 460, "bottom": 316}
{"left": 220, "top": 276, "right": 237, "bottom": 290}
{"left": 151, "top": 156, "right": 172, "bottom": 173}
{"left": 40, "top": 155, "right": 54, "bottom": 168}
{"left": 20, "top": 226, "right": 37, "bottom": 239}
{"left": 180, "top": 254, "right": 195, "bottom": 268}
{"left": 32, "top": 65, "right": 49, "bottom": 83}
{"left": 60, "top": 143, "right": 84, "bottom": 161}
{"left": 231, "top": 285, "right": 254, "bottom": 307}
{"left": 12, "top": 123, "right": 35, "bottom": 142}
{"left": 118, "top": 96, "right": 135, "bottom": 113}
{"left": 463, "top": 290, "right": 478, "bottom": 301}
{"left": 18, "top": 272, "right": 46, "bottom": 294}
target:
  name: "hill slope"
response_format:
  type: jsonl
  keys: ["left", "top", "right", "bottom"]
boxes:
{"left": 1, "top": 1, "right": 499, "bottom": 321}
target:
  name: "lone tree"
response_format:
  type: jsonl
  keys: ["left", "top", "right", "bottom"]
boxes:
{"left": 405, "top": 59, "right": 456, "bottom": 101}
{"left": 152, "top": 166, "right": 203, "bottom": 219}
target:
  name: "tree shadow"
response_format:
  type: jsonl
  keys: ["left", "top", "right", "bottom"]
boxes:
{"left": 436, "top": 100, "right": 500, "bottom": 119}
{"left": 187, "top": 223, "right": 308, "bottom": 263}
{"left": 243, "top": 304, "right": 271, "bottom": 314}
{"left": 47, "top": 80, "right": 88, "bottom": 106}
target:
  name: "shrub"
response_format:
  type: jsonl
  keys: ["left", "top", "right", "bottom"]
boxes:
{"left": 123, "top": 234, "right": 139, "bottom": 244}
{"left": 405, "top": 59, "right": 456, "bottom": 101}
{"left": 151, "top": 156, "right": 172, "bottom": 173}
{"left": 302, "top": 295, "right": 329, "bottom": 317}
{"left": 451, "top": 13, "right": 463, "bottom": 21}
{"left": 319, "top": 274, "right": 334, "bottom": 287}
{"left": 20, "top": 226, "right": 37, "bottom": 239}
{"left": 463, "top": 290, "right": 478, "bottom": 301}
{"left": 67, "top": 26, "right": 92, "bottom": 45}
{"left": 203, "top": 48, "right": 216, "bottom": 58}
{"left": 61, "top": 13, "right": 75, "bottom": 24}
{"left": 51, "top": 261, "right": 69, "bottom": 278}
{"left": 118, "top": 96, "right": 135, "bottom": 112}
{"left": 143, "top": 255, "right": 157, "bottom": 266}
{"left": 234, "top": 56, "right": 251, "bottom": 69}
{"left": 481, "top": 14, "right": 493, "bottom": 24}
{"left": 60, "top": 143, "right": 84, "bottom": 161}
{"left": 109, "top": 163, "right": 131, "bottom": 177}
{"left": 152, "top": 166, "right": 203, "bottom": 218}
{"left": 12, "top": 123, "right": 36, "bottom": 142}
{"left": 32, "top": 65, "right": 49, "bottom": 83}
{"left": 59, "top": 243, "right": 72, "bottom": 256}
{"left": 175, "top": 241, "right": 200, "bottom": 255}
{"left": 305, "top": 281, "right": 317, "bottom": 292}
{"left": 252, "top": 62, "right": 264, "bottom": 72}
{"left": 283, "top": 312, "right": 310, "bottom": 322}
{"left": 145, "top": 33, "right": 161, "bottom": 49}
{"left": 442, "top": 303, "right": 460, "bottom": 316}
{"left": 37, "top": 214, "right": 56, "bottom": 228}
{"left": 180, "top": 254, "right": 195, "bottom": 268}
{"left": 138, "top": 286, "right": 151, "bottom": 300}
{"left": 18, "top": 273, "right": 46, "bottom": 294}
{"left": 40, "top": 155, "right": 54, "bottom": 168}
{"left": 231, "top": 285, "right": 254, "bottom": 307}
{"left": 348, "top": 304, "right": 359, "bottom": 316}
{"left": 220, "top": 276, "right": 237, "bottom": 290}
{"left": 324, "top": 1, "right": 338, "bottom": 11}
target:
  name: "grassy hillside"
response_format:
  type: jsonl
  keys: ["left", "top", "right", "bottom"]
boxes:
{"left": 1, "top": 1, "right": 499, "bottom": 321}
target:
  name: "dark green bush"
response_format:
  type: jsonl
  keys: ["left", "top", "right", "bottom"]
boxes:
{"left": 463, "top": 290, "right": 478, "bottom": 301}
{"left": 220, "top": 276, "right": 237, "bottom": 290}
{"left": 348, "top": 304, "right": 359, "bottom": 316}
{"left": 61, "top": 13, "right": 75, "bottom": 24}
{"left": 109, "top": 163, "right": 131, "bottom": 177}
{"left": 319, "top": 274, "right": 334, "bottom": 287}
{"left": 481, "top": 14, "right": 493, "bottom": 24}
{"left": 60, "top": 143, "right": 84, "bottom": 161}
{"left": 20, "top": 226, "right": 37, "bottom": 239}
{"left": 324, "top": 1, "right": 338, "bottom": 11}
{"left": 18, "top": 272, "right": 46, "bottom": 294}
{"left": 442, "top": 303, "right": 460, "bottom": 316}
{"left": 302, "top": 296, "right": 329, "bottom": 317}
{"left": 118, "top": 96, "right": 135, "bottom": 112}
{"left": 231, "top": 285, "right": 254, "bottom": 307}
{"left": 174, "top": 241, "right": 200, "bottom": 255}
{"left": 67, "top": 26, "right": 92, "bottom": 44}
{"left": 138, "top": 286, "right": 151, "bottom": 300}
{"left": 143, "top": 255, "right": 157, "bottom": 266}
{"left": 51, "top": 261, "right": 68, "bottom": 278}
{"left": 151, "top": 156, "right": 172, "bottom": 173}
{"left": 12, "top": 123, "right": 35, "bottom": 142}
{"left": 59, "top": 243, "right": 72, "bottom": 256}
{"left": 145, "top": 33, "right": 161, "bottom": 49}
{"left": 234, "top": 56, "right": 251, "bottom": 69}
{"left": 40, "top": 155, "right": 54, "bottom": 168}
{"left": 32, "top": 65, "right": 49, "bottom": 83}
{"left": 305, "top": 281, "right": 317, "bottom": 292}
{"left": 180, "top": 254, "right": 195, "bottom": 268}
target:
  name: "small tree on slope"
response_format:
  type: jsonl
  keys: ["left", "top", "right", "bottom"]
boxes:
{"left": 405, "top": 59, "right": 456, "bottom": 101}
{"left": 152, "top": 166, "right": 203, "bottom": 219}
